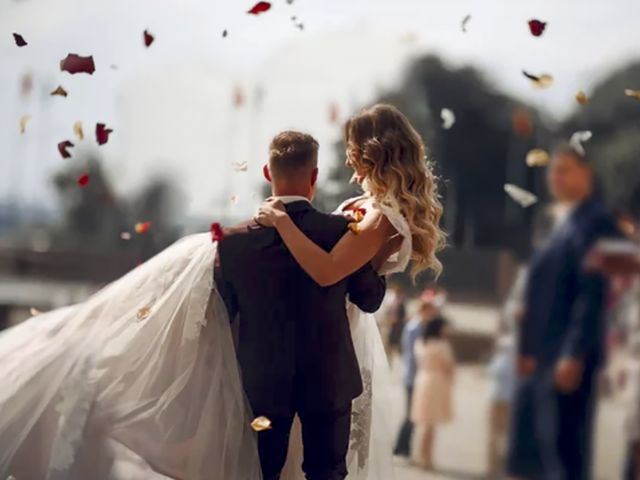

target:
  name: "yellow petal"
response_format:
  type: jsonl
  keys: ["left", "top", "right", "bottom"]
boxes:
{"left": 348, "top": 222, "right": 361, "bottom": 235}
{"left": 525, "top": 148, "right": 550, "bottom": 167}
{"left": 136, "top": 306, "right": 151, "bottom": 321}
{"left": 532, "top": 74, "right": 554, "bottom": 89}
{"left": 352, "top": 210, "right": 365, "bottom": 223}
{"left": 575, "top": 91, "right": 590, "bottom": 105}
{"left": 625, "top": 89, "right": 640, "bottom": 100}
{"left": 73, "top": 121, "right": 84, "bottom": 140}
{"left": 19, "top": 115, "right": 31, "bottom": 134}
{"left": 251, "top": 416, "right": 272, "bottom": 432}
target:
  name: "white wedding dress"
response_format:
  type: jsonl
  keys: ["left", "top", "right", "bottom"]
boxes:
{"left": 0, "top": 196, "right": 411, "bottom": 480}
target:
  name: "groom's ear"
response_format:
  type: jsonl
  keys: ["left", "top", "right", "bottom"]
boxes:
{"left": 310, "top": 168, "right": 318, "bottom": 187}
{"left": 262, "top": 165, "right": 272, "bottom": 183}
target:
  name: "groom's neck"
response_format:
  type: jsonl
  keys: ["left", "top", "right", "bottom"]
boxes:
{"left": 272, "top": 184, "right": 311, "bottom": 200}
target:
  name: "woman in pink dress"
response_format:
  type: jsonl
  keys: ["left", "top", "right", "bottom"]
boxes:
{"left": 410, "top": 316, "right": 456, "bottom": 469}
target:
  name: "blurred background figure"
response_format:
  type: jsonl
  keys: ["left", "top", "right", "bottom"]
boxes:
{"left": 393, "top": 288, "right": 446, "bottom": 459}
{"left": 411, "top": 316, "right": 456, "bottom": 470}
{"left": 487, "top": 335, "right": 516, "bottom": 479}
{"left": 508, "top": 144, "right": 621, "bottom": 480}
{"left": 384, "top": 285, "right": 408, "bottom": 361}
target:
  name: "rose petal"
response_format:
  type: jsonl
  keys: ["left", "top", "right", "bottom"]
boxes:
{"left": 120, "top": 232, "right": 132, "bottom": 240}
{"left": 504, "top": 184, "right": 538, "bottom": 208}
{"left": 60, "top": 54, "right": 96, "bottom": 75}
{"left": 77, "top": 174, "right": 90, "bottom": 188}
{"left": 96, "top": 123, "right": 113, "bottom": 145}
{"left": 233, "top": 86, "right": 245, "bottom": 107}
{"left": 348, "top": 222, "right": 361, "bottom": 235}
{"left": 57, "top": 140, "right": 74, "bottom": 158}
{"left": 230, "top": 195, "right": 239, "bottom": 205}
{"left": 461, "top": 15, "right": 471, "bottom": 33}
{"left": 525, "top": 148, "right": 550, "bottom": 167}
{"left": 13, "top": 33, "right": 27, "bottom": 47}
{"left": 329, "top": 103, "right": 339, "bottom": 125}
{"left": 50, "top": 85, "right": 68, "bottom": 97}
{"left": 512, "top": 108, "right": 533, "bottom": 138}
{"left": 136, "top": 306, "right": 152, "bottom": 321}
{"left": 625, "top": 89, "right": 640, "bottom": 100}
{"left": 233, "top": 161, "right": 248, "bottom": 172}
{"left": 440, "top": 108, "right": 455, "bottom": 130}
{"left": 528, "top": 19, "right": 547, "bottom": 37}
{"left": 143, "top": 29, "right": 154, "bottom": 47}
{"left": 575, "top": 91, "right": 590, "bottom": 105}
{"left": 135, "top": 221, "right": 152, "bottom": 234}
{"left": 73, "top": 121, "right": 84, "bottom": 141}
{"left": 569, "top": 130, "right": 593, "bottom": 156}
{"left": 19, "top": 115, "right": 31, "bottom": 134}
{"left": 248, "top": 1, "right": 271, "bottom": 15}
{"left": 251, "top": 416, "right": 272, "bottom": 432}
{"left": 210, "top": 222, "right": 224, "bottom": 242}
{"left": 522, "top": 71, "right": 554, "bottom": 89}
{"left": 30, "top": 307, "right": 42, "bottom": 316}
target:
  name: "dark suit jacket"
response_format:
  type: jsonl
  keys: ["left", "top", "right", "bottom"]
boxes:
{"left": 519, "top": 197, "right": 619, "bottom": 368}
{"left": 214, "top": 200, "right": 386, "bottom": 417}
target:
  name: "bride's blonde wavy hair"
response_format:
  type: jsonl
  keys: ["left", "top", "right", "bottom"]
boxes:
{"left": 344, "top": 104, "right": 446, "bottom": 278}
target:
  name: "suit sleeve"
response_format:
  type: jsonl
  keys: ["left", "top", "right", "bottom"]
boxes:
{"left": 562, "top": 214, "right": 621, "bottom": 359}
{"left": 213, "top": 247, "right": 239, "bottom": 321}
{"left": 347, "top": 263, "right": 387, "bottom": 313}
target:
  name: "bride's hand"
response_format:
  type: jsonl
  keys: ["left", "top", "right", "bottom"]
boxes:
{"left": 255, "top": 198, "right": 288, "bottom": 227}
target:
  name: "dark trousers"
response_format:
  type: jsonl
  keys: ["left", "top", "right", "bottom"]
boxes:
{"left": 393, "top": 385, "right": 414, "bottom": 456}
{"left": 507, "top": 366, "right": 597, "bottom": 480}
{"left": 257, "top": 405, "right": 352, "bottom": 480}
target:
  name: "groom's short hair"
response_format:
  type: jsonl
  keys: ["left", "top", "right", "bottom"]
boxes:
{"left": 269, "top": 131, "right": 319, "bottom": 179}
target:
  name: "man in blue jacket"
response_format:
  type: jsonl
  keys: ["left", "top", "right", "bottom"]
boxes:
{"left": 507, "top": 144, "right": 619, "bottom": 479}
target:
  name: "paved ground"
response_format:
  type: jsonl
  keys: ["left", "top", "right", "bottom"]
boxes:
{"left": 387, "top": 364, "right": 625, "bottom": 480}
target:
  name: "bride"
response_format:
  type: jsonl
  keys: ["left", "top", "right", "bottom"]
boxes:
{"left": 0, "top": 104, "right": 444, "bottom": 480}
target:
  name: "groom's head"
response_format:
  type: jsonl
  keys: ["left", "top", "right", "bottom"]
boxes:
{"left": 263, "top": 131, "right": 319, "bottom": 200}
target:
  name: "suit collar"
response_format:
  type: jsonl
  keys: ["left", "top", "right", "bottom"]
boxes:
{"left": 284, "top": 200, "right": 314, "bottom": 214}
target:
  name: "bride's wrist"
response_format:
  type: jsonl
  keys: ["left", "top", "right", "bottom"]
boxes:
{"left": 273, "top": 211, "right": 290, "bottom": 229}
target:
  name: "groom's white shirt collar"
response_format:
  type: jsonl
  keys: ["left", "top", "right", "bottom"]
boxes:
{"left": 272, "top": 195, "right": 311, "bottom": 205}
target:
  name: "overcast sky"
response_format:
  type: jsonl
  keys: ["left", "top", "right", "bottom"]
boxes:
{"left": 2, "top": 0, "right": 639, "bottom": 221}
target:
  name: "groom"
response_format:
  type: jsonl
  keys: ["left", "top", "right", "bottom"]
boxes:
{"left": 214, "top": 131, "right": 386, "bottom": 480}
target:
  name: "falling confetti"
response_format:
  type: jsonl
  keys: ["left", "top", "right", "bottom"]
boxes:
{"left": 50, "top": 85, "right": 68, "bottom": 97}
{"left": 522, "top": 71, "right": 554, "bottom": 89}
{"left": 504, "top": 184, "right": 538, "bottom": 208}
{"left": 569, "top": 130, "right": 593, "bottom": 156}
{"left": 19, "top": 115, "right": 31, "bottom": 134}
{"left": 60, "top": 54, "right": 96, "bottom": 75}
{"left": 233, "top": 86, "right": 245, "bottom": 108}
{"left": 30, "top": 307, "right": 42, "bottom": 316}
{"left": 57, "top": 140, "right": 74, "bottom": 158}
{"left": 120, "top": 232, "right": 132, "bottom": 240}
{"left": 230, "top": 195, "right": 239, "bottom": 205}
{"left": 143, "top": 29, "right": 154, "bottom": 47}
{"left": 248, "top": 1, "right": 271, "bottom": 15}
{"left": 286, "top": 0, "right": 294, "bottom": 4}
{"left": 512, "top": 108, "right": 534, "bottom": 138}
{"left": 135, "top": 221, "right": 152, "bottom": 234}
{"left": 251, "top": 416, "right": 272, "bottom": 432}
{"left": 222, "top": 29, "right": 228, "bottom": 38}
{"left": 96, "top": 123, "right": 113, "bottom": 145}
{"left": 575, "top": 91, "right": 590, "bottom": 105}
{"left": 440, "top": 108, "right": 456, "bottom": 130}
{"left": 73, "top": 121, "right": 84, "bottom": 140}
{"left": 13, "top": 33, "right": 27, "bottom": 47}
{"left": 211, "top": 223, "right": 224, "bottom": 242}
{"left": 233, "top": 161, "right": 248, "bottom": 172}
{"left": 77, "top": 174, "right": 90, "bottom": 188}
{"left": 625, "top": 89, "right": 640, "bottom": 100}
{"left": 329, "top": 103, "right": 339, "bottom": 125}
{"left": 528, "top": 19, "right": 547, "bottom": 37}
{"left": 461, "top": 15, "right": 471, "bottom": 33}
{"left": 136, "top": 306, "right": 151, "bottom": 321}
{"left": 525, "top": 148, "right": 550, "bottom": 167}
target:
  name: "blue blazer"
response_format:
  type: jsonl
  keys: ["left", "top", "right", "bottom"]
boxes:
{"left": 519, "top": 198, "right": 619, "bottom": 368}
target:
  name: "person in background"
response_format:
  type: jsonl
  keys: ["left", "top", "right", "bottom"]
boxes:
{"left": 411, "top": 316, "right": 456, "bottom": 470}
{"left": 385, "top": 286, "right": 408, "bottom": 360}
{"left": 487, "top": 335, "right": 517, "bottom": 478}
{"left": 507, "top": 144, "right": 620, "bottom": 480}
{"left": 393, "top": 289, "right": 446, "bottom": 459}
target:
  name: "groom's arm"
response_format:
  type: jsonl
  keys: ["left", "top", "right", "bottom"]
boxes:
{"left": 347, "top": 263, "right": 386, "bottom": 313}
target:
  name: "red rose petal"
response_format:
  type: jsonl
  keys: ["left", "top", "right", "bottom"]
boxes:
{"left": 60, "top": 54, "right": 96, "bottom": 75}
{"left": 210, "top": 223, "right": 224, "bottom": 242}
{"left": 77, "top": 174, "right": 90, "bottom": 187}
{"left": 57, "top": 140, "right": 74, "bottom": 159}
{"left": 143, "top": 29, "right": 154, "bottom": 47}
{"left": 13, "top": 33, "right": 27, "bottom": 47}
{"left": 96, "top": 123, "right": 113, "bottom": 145}
{"left": 248, "top": 1, "right": 271, "bottom": 15}
{"left": 135, "top": 221, "right": 152, "bottom": 234}
{"left": 528, "top": 19, "right": 546, "bottom": 37}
